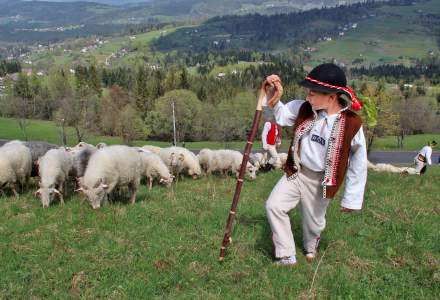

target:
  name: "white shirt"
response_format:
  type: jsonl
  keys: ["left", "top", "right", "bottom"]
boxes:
{"left": 267, "top": 99, "right": 367, "bottom": 210}
{"left": 418, "top": 146, "right": 433, "bottom": 165}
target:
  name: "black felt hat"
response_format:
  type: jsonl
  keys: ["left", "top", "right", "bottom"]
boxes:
{"left": 299, "top": 63, "right": 363, "bottom": 110}
{"left": 299, "top": 63, "right": 347, "bottom": 94}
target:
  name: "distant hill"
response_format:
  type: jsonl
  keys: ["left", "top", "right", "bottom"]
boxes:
{"left": 0, "top": 0, "right": 389, "bottom": 43}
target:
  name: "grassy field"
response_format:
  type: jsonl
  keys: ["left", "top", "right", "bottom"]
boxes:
{"left": 309, "top": 0, "right": 439, "bottom": 67}
{"left": 0, "top": 117, "right": 438, "bottom": 152}
{"left": 0, "top": 165, "right": 439, "bottom": 298}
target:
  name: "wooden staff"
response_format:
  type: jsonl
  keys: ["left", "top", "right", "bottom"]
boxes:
{"left": 219, "top": 79, "right": 280, "bottom": 262}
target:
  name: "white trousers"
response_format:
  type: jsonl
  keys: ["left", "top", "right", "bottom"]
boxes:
{"left": 265, "top": 167, "right": 330, "bottom": 258}
{"left": 263, "top": 144, "right": 281, "bottom": 169}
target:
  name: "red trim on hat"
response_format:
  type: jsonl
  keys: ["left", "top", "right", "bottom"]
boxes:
{"left": 305, "top": 76, "right": 362, "bottom": 111}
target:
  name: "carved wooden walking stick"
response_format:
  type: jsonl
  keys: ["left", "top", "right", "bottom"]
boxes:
{"left": 219, "top": 79, "right": 281, "bottom": 262}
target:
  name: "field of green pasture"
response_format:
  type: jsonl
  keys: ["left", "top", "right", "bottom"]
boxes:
{"left": 0, "top": 164, "right": 439, "bottom": 298}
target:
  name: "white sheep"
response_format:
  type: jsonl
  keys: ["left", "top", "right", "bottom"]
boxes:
{"left": 141, "top": 145, "right": 162, "bottom": 154}
{"left": 0, "top": 143, "right": 32, "bottom": 196}
{"left": 198, "top": 148, "right": 215, "bottom": 173}
{"left": 159, "top": 147, "right": 201, "bottom": 179}
{"left": 367, "top": 161, "right": 407, "bottom": 174}
{"left": 5, "top": 140, "right": 57, "bottom": 176}
{"left": 279, "top": 153, "right": 288, "bottom": 169}
{"left": 78, "top": 145, "right": 142, "bottom": 209}
{"left": 96, "top": 142, "right": 107, "bottom": 149}
{"left": 138, "top": 150, "right": 174, "bottom": 190}
{"left": 209, "top": 149, "right": 257, "bottom": 180}
{"left": 35, "top": 148, "right": 73, "bottom": 207}
{"left": 249, "top": 152, "right": 267, "bottom": 170}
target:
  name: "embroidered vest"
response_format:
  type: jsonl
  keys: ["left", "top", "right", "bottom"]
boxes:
{"left": 266, "top": 122, "right": 280, "bottom": 145}
{"left": 284, "top": 102, "right": 362, "bottom": 199}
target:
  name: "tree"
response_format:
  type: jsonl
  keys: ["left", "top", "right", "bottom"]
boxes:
{"left": 12, "top": 73, "right": 34, "bottom": 140}
{"left": 115, "top": 104, "right": 149, "bottom": 145}
{"left": 215, "top": 91, "right": 256, "bottom": 146}
{"left": 145, "top": 89, "right": 202, "bottom": 142}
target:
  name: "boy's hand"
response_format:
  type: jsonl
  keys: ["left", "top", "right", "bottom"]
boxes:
{"left": 260, "top": 75, "right": 283, "bottom": 108}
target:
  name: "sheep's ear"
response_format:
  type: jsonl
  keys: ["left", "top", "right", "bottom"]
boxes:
{"left": 75, "top": 187, "right": 84, "bottom": 193}
{"left": 159, "top": 178, "right": 165, "bottom": 183}
{"left": 34, "top": 189, "right": 41, "bottom": 197}
{"left": 53, "top": 188, "right": 61, "bottom": 196}
{"left": 179, "top": 153, "right": 185, "bottom": 161}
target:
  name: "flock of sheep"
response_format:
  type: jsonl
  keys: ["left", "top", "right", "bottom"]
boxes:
{"left": 0, "top": 140, "right": 288, "bottom": 209}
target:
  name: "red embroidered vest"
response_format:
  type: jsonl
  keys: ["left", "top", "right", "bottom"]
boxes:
{"left": 284, "top": 102, "right": 362, "bottom": 199}
{"left": 266, "top": 122, "right": 280, "bottom": 145}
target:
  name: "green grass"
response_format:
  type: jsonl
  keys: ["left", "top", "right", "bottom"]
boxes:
{"left": 0, "top": 166, "right": 439, "bottom": 298}
{"left": 308, "top": 0, "right": 439, "bottom": 67}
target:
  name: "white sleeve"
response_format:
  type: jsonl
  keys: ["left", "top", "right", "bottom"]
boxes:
{"left": 426, "top": 147, "right": 432, "bottom": 165}
{"left": 341, "top": 126, "right": 368, "bottom": 210}
{"left": 271, "top": 100, "right": 305, "bottom": 127}
{"left": 261, "top": 122, "right": 271, "bottom": 149}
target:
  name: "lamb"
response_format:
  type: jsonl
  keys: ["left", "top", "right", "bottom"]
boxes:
{"left": 209, "top": 149, "right": 257, "bottom": 180}
{"left": 0, "top": 142, "right": 32, "bottom": 196}
{"left": 78, "top": 145, "right": 142, "bottom": 209}
{"left": 159, "top": 147, "right": 201, "bottom": 179}
{"left": 138, "top": 149, "right": 174, "bottom": 190}
{"left": 35, "top": 148, "right": 73, "bottom": 207}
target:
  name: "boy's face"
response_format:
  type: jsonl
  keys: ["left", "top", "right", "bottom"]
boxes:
{"left": 305, "top": 89, "right": 337, "bottom": 111}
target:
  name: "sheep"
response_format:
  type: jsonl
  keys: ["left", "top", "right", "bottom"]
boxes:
{"left": 208, "top": 149, "right": 257, "bottom": 180}
{"left": 367, "top": 161, "right": 407, "bottom": 174}
{"left": 249, "top": 152, "right": 267, "bottom": 170}
{"left": 159, "top": 147, "right": 201, "bottom": 179}
{"left": 78, "top": 145, "right": 142, "bottom": 209}
{"left": 279, "top": 153, "right": 288, "bottom": 168}
{"left": 5, "top": 140, "right": 58, "bottom": 176}
{"left": 141, "top": 145, "right": 162, "bottom": 154}
{"left": 198, "top": 148, "right": 215, "bottom": 173}
{"left": 96, "top": 142, "right": 107, "bottom": 149}
{"left": 35, "top": 148, "right": 73, "bottom": 207}
{"left": 0, "top": 142, "right": 32, "bottom": 196}
{"left": 138, "top": 149, "right": 174, "bottom": 190}
{"left": 69, "top": 142, "right": 98, "bottom": 178}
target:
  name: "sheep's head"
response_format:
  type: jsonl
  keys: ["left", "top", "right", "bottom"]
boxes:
{"left": 160, "top": 175, "right": 174, "bottom": 187}
{"left": 246, "top": 163, "right": 258, "bottom": 180}
{"left": 35, "top": 187, "right": 61, "bottom": 208}
{"left": 78, "top": 179, "right": 109, "bottom": 210}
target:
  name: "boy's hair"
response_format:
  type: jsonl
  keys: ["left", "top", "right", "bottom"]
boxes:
{"left": 430, "top": 140, "right": 437, "bottom": 146}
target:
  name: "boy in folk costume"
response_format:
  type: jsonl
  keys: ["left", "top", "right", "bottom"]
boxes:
{"left": 402, "top": 141, "right": 437, "bottom": 175}
{"left": 262, "top": 63, "right": 368, "bottom": 266}
{"left": 262, "top": 116, "right": 282, "bottom": 169}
